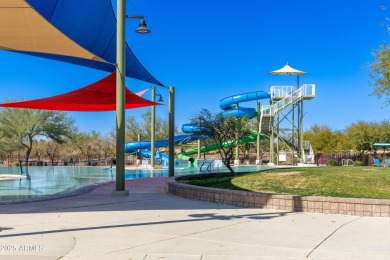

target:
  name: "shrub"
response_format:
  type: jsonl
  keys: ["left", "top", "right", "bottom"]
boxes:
{"left": 354, "top": 161, "right": 364, "bottom": 166}
{"left": 327, "top": 159, "right": 338, "bottom": 166}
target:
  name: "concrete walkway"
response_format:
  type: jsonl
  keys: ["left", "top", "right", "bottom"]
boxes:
{"left": 1, "top": 177, "right": 390, "bottom": 259}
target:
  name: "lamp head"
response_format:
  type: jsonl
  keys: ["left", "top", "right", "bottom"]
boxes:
{"left": 157, "top": 94, "right": 164, "bottom": 103}
{"left": 135, "top": 18, "right": 151, "bottom": 34}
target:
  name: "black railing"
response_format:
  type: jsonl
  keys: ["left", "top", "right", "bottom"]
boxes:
{"left": 315, "top": 153, "right": 369, "bottom": 166}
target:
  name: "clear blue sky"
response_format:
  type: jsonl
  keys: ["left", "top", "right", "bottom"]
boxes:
{"left": 0, "top": 0, "right": 388, "bottom": 136}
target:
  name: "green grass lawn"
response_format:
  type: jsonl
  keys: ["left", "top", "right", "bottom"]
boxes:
{"left": 186, "top": 166, "right": 390, "bottom": 199}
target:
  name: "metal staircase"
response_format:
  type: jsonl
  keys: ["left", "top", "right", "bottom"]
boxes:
{"left": 259, "top": 84, "right": 316, "bottom": 164}
{"left": 261, "top": 84, "right": 315, "bottom": 118}
{"left": 259, "top": 84, "right": 315, "bottom": 134}
{"left": 276, "top": 131, "right": 315, "bottom": 164}
{"left": 302, "top": 141, "right": 315, "bottom": 164}
{"left": 259, "top": 116, "right": 271, "bottom": 133}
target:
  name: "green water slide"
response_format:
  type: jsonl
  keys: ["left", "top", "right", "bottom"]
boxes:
{"left": 178, "top": 90, "right": 270, "bottom": 162}
{"left": 177, "top": 130, "right": 267, "bottom": 161}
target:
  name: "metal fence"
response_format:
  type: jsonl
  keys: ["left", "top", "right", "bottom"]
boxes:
{"left": 315, "top": 153, "right": 370, "bottom": 166}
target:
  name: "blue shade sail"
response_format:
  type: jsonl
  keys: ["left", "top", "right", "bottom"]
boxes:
{"left": 23, "top": 0, "right": 163, "bottom": 86}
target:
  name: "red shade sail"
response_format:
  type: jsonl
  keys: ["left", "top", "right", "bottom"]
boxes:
{"left": 0, "top": 72, "right": 158, "bottom": 111}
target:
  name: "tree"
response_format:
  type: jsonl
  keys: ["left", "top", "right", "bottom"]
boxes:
{"left": 369, "top": 44, "right": 390, "bottom": 104}
{"left": 72, "top": 131, "right": 98, "bottom": 161}
{"left": 0, "top": 133, "right": 21, "bottom": 165}
{"left": 368, "top": 3, "right": 390, "bottom": 103}
{"left": 239, "top": 117, "right": 264, "bottom": 160}
{"left": 125, "top": 110, "right": 172, "bottom": 141}
{"left": 304, "top": 125, "right": 339, "bottom": 154}
{"left": 70, "top": 130, "right": 114, "bottom": 164}
{"left": 378, "top": 120, "right": 390, "bottom": 144}
{"left": 344, "top": 121, "right": 380, "bottom": 159}
{"left": 371, "top": 120, "right": 390, "bottom": 158}
{"left": 0, "top": 133, "right": 21, "bottom": 156}
{"left": 45, "top": 140, "right": 61, "bottom": 165}
{"left": 125, "top": 116, "right": 144, "bottom": 141}
{"left": 32, "top": 140, "right": 46, "bottom": 161}
{"left": 192, "top": 109, "right": 251, "bottom": 174}
{"left": 0, "top": 108, "right": 75, "bottom": 166}
{"left": 333, "top": 130, "right": 349, "bottom": 153}
{"left": 100, "top": 134, "right": 115, "bottom": 160}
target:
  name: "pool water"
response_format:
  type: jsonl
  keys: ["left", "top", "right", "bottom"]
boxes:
{"left": 0, "top": 165, "right": 270, "bottom": 202}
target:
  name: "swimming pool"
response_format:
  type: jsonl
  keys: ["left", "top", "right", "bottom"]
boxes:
{"left": 0, "top": 165, "right": 270, "bottom": 202}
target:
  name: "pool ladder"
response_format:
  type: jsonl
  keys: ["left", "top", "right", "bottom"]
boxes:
{"left": 199, "top": 160, "right": 213, "bottom": 173}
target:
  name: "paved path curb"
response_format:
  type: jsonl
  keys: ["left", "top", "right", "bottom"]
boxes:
{"left": 168, "top": 174, "right": 390, "bottom": 218}
{"left": 1, "top": 177, "right": 390, "bottom": 259}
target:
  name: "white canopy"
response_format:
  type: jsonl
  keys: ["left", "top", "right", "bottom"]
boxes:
{"left": 269, "top": 63, "right": 307, "bottom": 75}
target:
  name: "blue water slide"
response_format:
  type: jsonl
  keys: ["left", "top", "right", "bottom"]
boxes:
{"left": 182, "top": 123, "right": 201, "bottom": 134}
{"left": 125, "top": 134, "right": 198, "bottom": 153}
{"left": 221, "top": 107, "right": 256, "bottom": 118}
{"left": 139, "top": 150, "right": 169, "bottom": 167}
{"left": 182, "top": 91, "right": 270, "bottom": 133}
{"left": 127, "top": 90, "right": 271, "bottom": 164}
{"left": 219, "top": 91, "right": 270, "bottom": 118}
{"left": 219, "top": 91, "right": 270, "bottom": 110}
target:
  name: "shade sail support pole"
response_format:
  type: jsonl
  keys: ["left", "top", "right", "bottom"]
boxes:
{"left": 168, "top": 86, "right": 175, "bottom": 177}
{"left": 256, "top": 101, "right": 261, "bottom": 164}
{"left": 151, "top": 86, "right": 156, "bottom": 168}
{"left": 112, "top": 0, "right": 128, "bottom": 196}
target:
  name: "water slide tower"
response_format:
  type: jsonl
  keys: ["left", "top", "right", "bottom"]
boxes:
{"left": 260, "top": 64, "right": 316, "bottom": 165}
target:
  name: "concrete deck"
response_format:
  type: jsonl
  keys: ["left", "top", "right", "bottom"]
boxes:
{"left": 1, "top": 177, "right": 390, "bottom": 259}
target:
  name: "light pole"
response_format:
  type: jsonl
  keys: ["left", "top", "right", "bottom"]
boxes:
{"left": 168, "top": 86, "right": 175, "bottom": 177}
{"left": 256, "top": 101, "right": 261, "bottom": 165}
{"left": 150, "top": 86, "right": 163, "bottom": 168}
{"left": 150, "top": 86, "right": 174, "bottom": 175}
{"left": 112, "top": 0, "right": 150, "bottom": 196}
